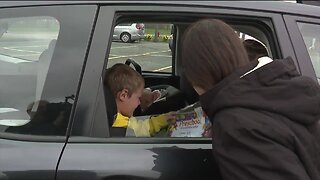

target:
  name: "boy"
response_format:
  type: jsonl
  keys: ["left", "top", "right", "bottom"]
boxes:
{"left": 104, "top": 63, "right": 174, "bottom": 137}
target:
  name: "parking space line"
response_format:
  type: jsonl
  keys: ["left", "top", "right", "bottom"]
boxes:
{"left": 111, "top": 46, "right": 137, "bottom": 49}
{"left": 150, "top": 54, "right": 172, "bottom": 58}
{"left": 5, "top": 45, "right": 46, "bottom": 48}
{"left": 3, "top": 47, "right": 42, "bottom": 53}
{"left": 152, "top": 66, "right": 172, "bottom": 72}
{"left": 109, "top": 50, "right": 170, "bottom": 60}
{"left": 14, "top": 53, "right": 41, "bottom": 57}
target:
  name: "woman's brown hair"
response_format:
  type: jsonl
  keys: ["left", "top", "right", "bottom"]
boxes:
{"left": 182, "top": 19, "right": 249, "bottom": 91}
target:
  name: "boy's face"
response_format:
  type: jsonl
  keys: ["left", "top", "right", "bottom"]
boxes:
{"left": 117, "top": 86, "right": 144, "bottom": 117}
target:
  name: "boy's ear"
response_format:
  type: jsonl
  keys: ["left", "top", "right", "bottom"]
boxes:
{"left": 118, "top": 88, "right": 129, "bottom": 102}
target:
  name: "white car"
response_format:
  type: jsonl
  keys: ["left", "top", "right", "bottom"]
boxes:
{"left": 113, "top": 23, "right": 145, "bottom": 43}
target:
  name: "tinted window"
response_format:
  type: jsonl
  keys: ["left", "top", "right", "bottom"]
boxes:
{"left": 297, "top": 22, "right": 320, "bottom": 83}
{"left": 0, "top": 16, "right": 75, "bottom": 136}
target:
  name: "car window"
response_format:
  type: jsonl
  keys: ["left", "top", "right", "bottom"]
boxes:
{"left": 0, "top": 16, "right": 72, "bottom": 136}
{"left": 297, "top": 22, "right": 320, "bottom": 83}
{"left": 109, "top": 23, "right": 172, "bottom": 73}
{"left": 104, "top": 19, "right": 273, "bottom": 138}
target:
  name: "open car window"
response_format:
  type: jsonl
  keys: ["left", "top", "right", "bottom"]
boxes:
{"left": 105, "top": 18, "right": 275, "bottom": 138}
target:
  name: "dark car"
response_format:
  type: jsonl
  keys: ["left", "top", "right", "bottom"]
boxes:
{"left": 0, "top": 1, "right": 320, "bottom": 180}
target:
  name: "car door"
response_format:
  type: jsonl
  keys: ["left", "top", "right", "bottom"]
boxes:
{"left": 283, "top": 12, "right": 320, "bottom": 83}
{"left": 57, "top": 2, "right": 293, "bottom": 180}
{"left": 0, "top": 4, "right": 97, "bottom": 179}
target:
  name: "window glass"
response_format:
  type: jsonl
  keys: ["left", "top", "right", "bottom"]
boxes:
{"left": 109, "top": 23, "right": 173, "bottom": 73}
{"left": 0, "top": 16, "right": 70, "bottom": 136}
{"left": 297, "top": 22, "right": 320, "bottom": 83}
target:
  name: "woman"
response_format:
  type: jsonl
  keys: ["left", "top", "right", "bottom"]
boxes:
{"left": 182, "top": 19, "right": 320, "bottom": 180}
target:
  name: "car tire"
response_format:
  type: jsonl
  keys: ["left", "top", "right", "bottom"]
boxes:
{"left": 120, "top": 32, "right": 131, "bottom": 43}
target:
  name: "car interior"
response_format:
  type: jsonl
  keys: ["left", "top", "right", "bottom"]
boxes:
{"left": 100, "top": 13, "right": 277, "bottom": 138}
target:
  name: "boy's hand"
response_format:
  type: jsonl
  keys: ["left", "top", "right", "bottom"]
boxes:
{"left": 164, "top": 111, "right": 176, "bottom": 123}
{"left": 140, "top": 88, "right": 161, "bottom": 111}
{"left": 151, "top": 90, "right": 161, "bottom": 102}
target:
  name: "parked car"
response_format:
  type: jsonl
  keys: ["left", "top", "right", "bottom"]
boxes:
{"left": 113, "top": 23, "right": 145, "bottom": 43}
{"left": 0, "top": 1, "right": 319, "bottom": 180}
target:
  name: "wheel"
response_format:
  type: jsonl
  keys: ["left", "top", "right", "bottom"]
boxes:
{"left": 120, "top": 32, "right": 131, "bottom": 43}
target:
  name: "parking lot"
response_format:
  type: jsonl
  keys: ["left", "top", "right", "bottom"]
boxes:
{"left": 0, "top": 32, "right": 172, "bottom": 72}
{"left": 109, "top": 41, "right": 172, "bottom": 72}
{"left": 0, "top": 31, "right": 56, "bottom": 63}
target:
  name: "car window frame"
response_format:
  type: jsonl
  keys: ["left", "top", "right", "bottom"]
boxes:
{"left": 283, "top": 14, "right": 320, "bottom": 82}
{"left": 71, "top": 4, "right": 292, "bottom": 142}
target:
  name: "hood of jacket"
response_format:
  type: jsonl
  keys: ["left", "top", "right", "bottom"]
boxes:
{"left": 200, "top": 56, "right": 320, "bottom": 125}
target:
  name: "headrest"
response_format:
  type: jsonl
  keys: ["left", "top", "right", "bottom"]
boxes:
{"left": 104, "top": 84, "right": 117, "bottom": 127}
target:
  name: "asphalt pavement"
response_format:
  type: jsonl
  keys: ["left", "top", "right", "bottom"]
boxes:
{"left": 0, "top": 32, "right": 172, "bottom": 72}
{"left": 109, "top": 41, "right": 172, "bottom": 73}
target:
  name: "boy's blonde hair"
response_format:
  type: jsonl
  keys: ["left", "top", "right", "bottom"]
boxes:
{"left": 104, "top": 63, "right": 144, "bottom": 97}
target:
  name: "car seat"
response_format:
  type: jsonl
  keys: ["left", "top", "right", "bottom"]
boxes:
{"left": 36, "top": 39, "right": 57, "bottom": 101}
{"left": 104, "top": 84, "right": 126, "bottom": 137}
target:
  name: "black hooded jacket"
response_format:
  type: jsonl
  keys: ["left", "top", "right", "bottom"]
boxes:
{"left": 200, "top": 57, "right": 320, "bottom": 180}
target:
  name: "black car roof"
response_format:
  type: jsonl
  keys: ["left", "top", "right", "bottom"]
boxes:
{"left": 1, "top": 1, "right": 320, "bottom": 18}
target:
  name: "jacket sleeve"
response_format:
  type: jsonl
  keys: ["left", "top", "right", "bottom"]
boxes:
{"left": 128, "top": 117, "right": 151, "bottom": 137}
{"left": 127, "top": 115, "right": 168, "bottom": 137}
{"left": 213, "top": 108, "right": 310, "bottom": 180}
{"left": 149, "top": 114, "right": 168, "bottom": 136}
